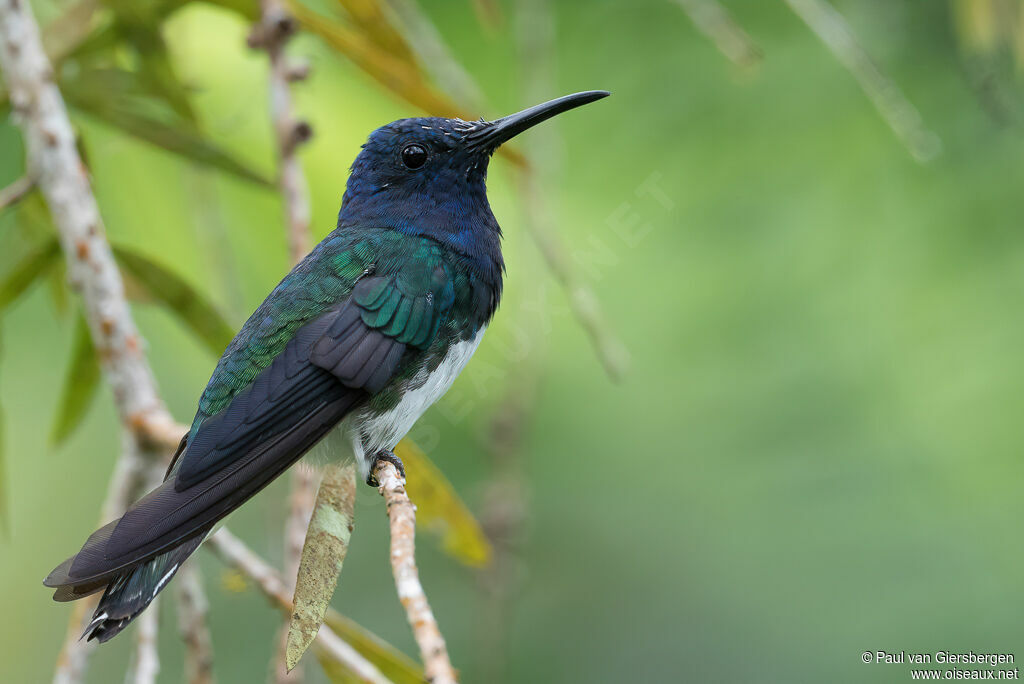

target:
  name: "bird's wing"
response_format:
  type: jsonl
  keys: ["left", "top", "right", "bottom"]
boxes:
{"left": 46, "top": 247, "right": 455, "bottom": 588}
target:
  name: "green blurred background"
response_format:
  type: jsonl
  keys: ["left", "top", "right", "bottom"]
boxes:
{"left": 4, "top": 0, "right": 1024, "bottom": 682}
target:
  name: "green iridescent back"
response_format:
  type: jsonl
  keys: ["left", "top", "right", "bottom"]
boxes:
{"left": 188, "top": 230, "right": 488, "bottom": 439}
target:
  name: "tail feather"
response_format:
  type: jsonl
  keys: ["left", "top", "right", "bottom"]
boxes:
{"left": 81, "top": 529, "right": 210, "bottom": 642}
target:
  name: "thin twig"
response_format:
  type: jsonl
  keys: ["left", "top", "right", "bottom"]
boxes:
{"left": 249, "top": 1, "right": 317, "bottom": 679}
{"left": 125, "top": 461, "right": 169, "bottom": 684}
{"left": 176, "top": 563, "right": 217, "bottom": 684}
{"left": 52, "top": 600, "right": 95, "bottom": 684}
{"left": 373, "top": 461, "right": 456, "bottom": 684}
{"left": 128, "top": 601, "right": 161, "bottom": 684}
{"left": 0, "top": 175, "right": 34, "bottom": 212}
{"left": 673, "top": 0, "right": 762, "bottom": 67}
{"left": 514, "top": 0, "right": 630, "bottom": 382}
{"left": 784, "top": 0, "right": 941, "bottom": 163}
{"left": 206, "top": 529, "right": 393, "bottom": 684}
{"left": 250, "top": 0, "right": 313, "bottom": 265}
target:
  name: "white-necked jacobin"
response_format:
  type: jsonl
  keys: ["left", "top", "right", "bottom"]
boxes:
{"left": 44, "top": 90, "right": 609, "bottom": 641}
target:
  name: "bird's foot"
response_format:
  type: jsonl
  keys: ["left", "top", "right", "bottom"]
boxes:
{"left": 366, "top": 450, "right": 405, "bottom": 487}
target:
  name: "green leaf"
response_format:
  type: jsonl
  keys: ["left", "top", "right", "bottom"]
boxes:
{"left": 112, "top": 245, "right": 235, "bottom": 356}
{"left": 0, "top": 324, "right": 7, "bottom": 535}
{"left": 61, "top": 67, "right": 271, "bottom": 187}
{"left": 396, "top": 438, "right": 492, "bottom": 567}
{"left": 287, "top": 463, "right": 357, "bottom": 672}
{"left": 50, "top": 313, "right": 102, "bottom": 447}
{"left": 45, "top": 259, "right": 71, "bottom": 317}
{"left": 7, "top": 192, "right": 71, "bottom": 314}
{"left": 0, "top": 238, "right": 61, "bottom": 315}
{"left": 321, "top": 609, "right": 424, "bottom": 684}
{"left": 42, "top": 0, "right": 102, "bottom": 63}
{"left": 100, "top": 0, "right": 198, "bottom": 122}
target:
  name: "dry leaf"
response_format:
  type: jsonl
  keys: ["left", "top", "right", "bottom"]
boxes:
{"left": 286, "top": 463, "right": 357, "bottom": 671}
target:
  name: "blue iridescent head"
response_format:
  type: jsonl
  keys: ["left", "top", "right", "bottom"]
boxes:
{"left": 337, "top": 91, "right": 609, "bottom": 275}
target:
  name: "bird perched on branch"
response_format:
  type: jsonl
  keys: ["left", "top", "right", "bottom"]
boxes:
{"left": 45, "top": 91, "right": 609, "bottom": 641}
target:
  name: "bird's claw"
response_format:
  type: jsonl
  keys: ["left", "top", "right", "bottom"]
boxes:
{"left": 366, "top": 450, "right": 405, "bottom": 487}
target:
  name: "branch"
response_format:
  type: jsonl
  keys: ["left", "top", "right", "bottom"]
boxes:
{"left": 0, "top": 5, "right": 215, "bottom": 681}
{"left": 52, "top": 600, "right": 95, "bottom": 684}
{"left": 373, "top": 461, "right": 456, "bottom": 684}
{"left": 205, "top": 529, "right": 393, "bottom": 684}
{"left": 249, "top": 0, "right": 313, "bottom": 265}
{"left": 176, "top": 563, "right": 216, "bottom": 684}
{"left": 0, "top": 175, "right": 34, "bottom": 212}
{"left": 673, "top": 0, "right": 762, "bottom": 68}
{"left": 784, "top": 0, "right": 941, "bottom": 163}
{"left": 0, "top": 0, "right": 170, "bottom": 436}
{"left": 123, "top": 454, "right": 169, "bottom": 684}
{"left": 128, "top": 602, "right": 160, "bottom": 684}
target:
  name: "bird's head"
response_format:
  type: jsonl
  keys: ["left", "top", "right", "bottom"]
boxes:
{"left": 337, "top": 91, "right": 609, "bottom": 265}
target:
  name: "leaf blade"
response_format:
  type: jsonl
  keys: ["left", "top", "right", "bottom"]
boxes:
{"left": 50, "top": 313, "right": 102, "bottom": 446}
{"left": 61, "top": 67, "right": 271, "bottom": 187}
{"left": 0, "top": 238, "right": 61, "bottom": 315}
{"left": 0, "top": 324, "right": 7, "bottom": 535}
{"left": 287, "top": 463, "right": 357, "bottom": 672}
{"left": 337, "top": 0, "right": 416, "bottom": 64}
{"left": 287, "top": 1, "right": 466, "bottom": 119}
{"left": 396, "top": 438, "right": 492, "bottom": 567}
{"left": 112, "top": 245, "right": 236, "bottom": 356}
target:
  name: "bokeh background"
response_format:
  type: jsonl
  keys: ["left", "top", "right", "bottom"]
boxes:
{"left": 4, "top": 0, "right": 1024, "bottom": 682}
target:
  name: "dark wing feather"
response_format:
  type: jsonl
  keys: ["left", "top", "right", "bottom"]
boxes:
{"left": 46, "top": 259, "right": 455, "bottom": 591}
{"left": 46, "top": 297, "right": 407, "bottom": 589}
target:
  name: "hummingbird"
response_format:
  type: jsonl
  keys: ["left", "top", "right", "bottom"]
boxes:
{"left": 44, "top": 90, "right": 609, "bottom": 641}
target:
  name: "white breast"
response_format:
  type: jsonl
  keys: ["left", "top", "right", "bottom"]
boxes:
{"left": 347, "top": 326, "right": 486, "bottom": 479}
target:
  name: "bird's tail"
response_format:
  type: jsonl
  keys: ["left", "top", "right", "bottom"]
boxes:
{"left": 84, "top": 531, "right": 209, "bottom": 642}
{"left": 50, "top": 525, "right": 211, "bottom": 643}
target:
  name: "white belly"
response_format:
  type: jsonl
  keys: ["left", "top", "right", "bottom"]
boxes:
{"left": 344, "top": 327, "right": 486, "bottom": 479}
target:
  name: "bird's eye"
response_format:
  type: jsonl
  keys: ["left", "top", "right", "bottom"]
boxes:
{"left": 401, "top": 144, "right": 428, "bottom": 169}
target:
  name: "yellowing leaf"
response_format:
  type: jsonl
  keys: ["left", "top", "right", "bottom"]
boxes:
{"left": 201, "top": 0, "right": 524, "bottom": 165}
{"left": 288, "top": 1, "right": 469, "bottom": 119}
{"left": 287, "top": 463, "right": 357, "bottom": 672}
{"left": 42, "top": 0, "right": 102, "bottom": 63}
{"left": 112, "top": 245, "right": 236, "bottom": 357}
{"left": 322, "top": 610, "right": 424, "bottom": 684}
{"left": 50, "top": 313, "right": 102, "bottom": 446}
{"left": 220, "top": 568, "right": 251, "bottom": 593}
{"left": 337, "top": 0, "right": 416, "bottom": 64}
{"left": 396, "top": 438, "right": 491, "bottom": 567}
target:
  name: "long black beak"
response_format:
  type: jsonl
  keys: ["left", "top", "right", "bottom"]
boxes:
{"left": 467, "top": 90, "right": 610, "bottom": 151}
